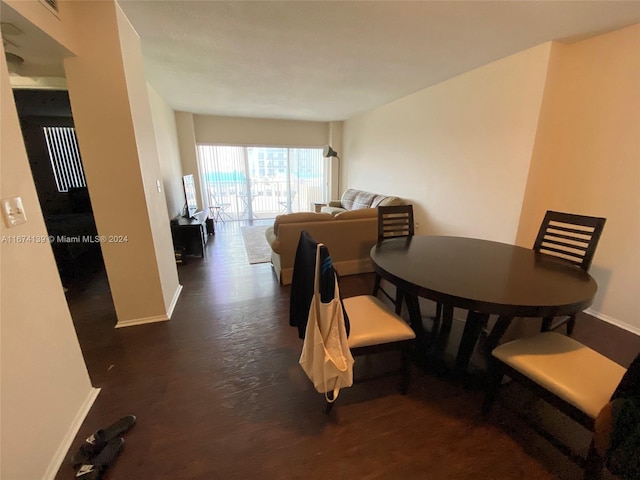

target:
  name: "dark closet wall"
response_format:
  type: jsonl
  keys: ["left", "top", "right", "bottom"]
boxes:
{"left": 13, "top": 89, "right": 75, "bottom": 214}
{"left": 13, "top": 89, "right": 101, "bottom": 287}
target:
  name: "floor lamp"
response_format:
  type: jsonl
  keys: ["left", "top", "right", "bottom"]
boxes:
{"left": 323, "top": 145, "right": 340, "bottom": 199}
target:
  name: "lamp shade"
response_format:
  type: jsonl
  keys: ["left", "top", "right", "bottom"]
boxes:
{"left": 323, "top": 145, "right": 338, "bottom": 158}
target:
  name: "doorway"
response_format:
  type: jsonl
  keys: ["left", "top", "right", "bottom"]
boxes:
{"left": 197, "top": 145, "right": 327, "bottom": 221}
{"left": 13, "top": 89, "right": 105, "bottom": 293}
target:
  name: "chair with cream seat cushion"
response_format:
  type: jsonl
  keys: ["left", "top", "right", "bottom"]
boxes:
{"left": 483, "top": 332, "right": 629, "bottom": 478}
{"left": 343, "top": 295, "right": 417, "bottom": 399}
{"left": 487, "top": 333, "right": 625, "bottom": 420}
{"left": 344, "top": 295, "right": 417, "bottom": 349}
{"left": 291, "top": 231, "right": 416, "bottom": 405}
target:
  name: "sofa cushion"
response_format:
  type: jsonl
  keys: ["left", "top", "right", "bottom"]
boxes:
{"left": 341, "top": 189, "right": 378, "bottom": 211}
{"left": 339, "top": 189, "right": 403, "bottom": 210}
{"left": 334, "top": 208, "right": 377, "bottom": 220}
{"left": 273, "top": 212, "right": 333, "bottom": 235}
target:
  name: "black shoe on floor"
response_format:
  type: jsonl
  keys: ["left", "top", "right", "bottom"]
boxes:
{"left": 71, "top": 415, "right": 136, "bottom": 468}
{"left": 74, "top": 437, "right": 124, "bottom": 480}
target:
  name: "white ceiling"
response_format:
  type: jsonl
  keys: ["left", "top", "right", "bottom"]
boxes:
{"left": 5, "top": 1, "right": 640, "bottom": 122}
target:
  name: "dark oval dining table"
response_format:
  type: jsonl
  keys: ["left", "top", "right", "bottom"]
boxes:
{"left": 370, "top": 236, "right": 598, "bottom": 373}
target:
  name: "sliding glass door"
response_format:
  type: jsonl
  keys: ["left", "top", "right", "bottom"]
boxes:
{"left": 197, "top": 145, "right": 326, "bottom": 221}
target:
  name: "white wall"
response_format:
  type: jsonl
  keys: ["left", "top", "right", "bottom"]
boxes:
{"left": 517, "top": 25, "right": 640, "bottom": 332}
{"left": 194, "top": 115, "right": 329, "bottom": 147}
{"left": 65, "top": 1, "right": 180, "bottom": 326}
{"left": 343, "top": 26, "right": 640, "bottom": 331}
{"left": 3, "top": 0, "right": 79, "bottom": 51}
{"left": 1, "top": 1, "right": 185, "bottom": 475}
{"left": 181, "top": 114, "right": 337, "bottom": 210}
{"left": 343, "top": 43, "right": 552, "bottom": 244}
{"left": 175, "top": 112, "right": 202, "bottom": 210}
{"left": 115, "top": 5, "right": 181, "bottom": 316}
{"left": 148, "top": 84, "right": 184, "bottom": 219}
{"left": 1, "top": 41, "right": 97, "bottom": 480}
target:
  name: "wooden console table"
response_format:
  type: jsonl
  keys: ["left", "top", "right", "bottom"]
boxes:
{"left": 170, "top": 211, "right": 208, "bottom": 257}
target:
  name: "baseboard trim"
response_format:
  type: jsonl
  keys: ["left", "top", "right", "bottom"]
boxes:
{"left": 584, "top": 308, "right": 640, "bottom": 336}
{"left": 115, "top": 314, "right": 169, "bottom": 328}
{"left": 43, "top": 387, "right": 101, "bottom": 480}
{"left": 116, "top": 285, "right": 183, "bottom": 328}
{"left": 166, "top": 284, "right": 183, "bottom": 319}
{"left": 440, "top": 306, "right": 640, "bottom": 338}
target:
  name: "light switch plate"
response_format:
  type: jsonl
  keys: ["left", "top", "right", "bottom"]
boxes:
{"left": 2, "top": 196, "right": 27, "bottom": 227}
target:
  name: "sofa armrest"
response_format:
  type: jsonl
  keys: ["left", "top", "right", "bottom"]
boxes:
{"left": 328, "top": 200, "right": 343, "bottom": 208}
{"left": 265, "top": 226, "right": 280, "bottom": 254}
{"left": 321, "top": 206, "right": 347, "bottom": 216}
{"left": 377, "top": 196, "right": 404, "bottom": 207}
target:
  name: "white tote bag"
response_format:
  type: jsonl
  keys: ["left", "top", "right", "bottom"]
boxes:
{"left": 299, "top": 244, "right": 354, "bottom": 402}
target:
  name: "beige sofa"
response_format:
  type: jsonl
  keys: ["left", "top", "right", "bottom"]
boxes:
{"left": 265, "top": 189, "right": 404, "bottom": 285}
{"left": 321, "top": 188, "right": 403, "bottom": 216}
{"left": 265, "top": 210, "right": 378, "bottom": 285}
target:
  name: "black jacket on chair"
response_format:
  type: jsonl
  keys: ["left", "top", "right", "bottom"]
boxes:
{"left": 604, "top": 354, "right": 640, "bottom": 479}
{"left": 289, "top": 231, "right": 349, "bottom": 339}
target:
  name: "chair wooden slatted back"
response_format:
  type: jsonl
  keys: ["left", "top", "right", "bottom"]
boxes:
{"left": 378, "top": 205, "right": 415, "bottom": 243}
{"left": 533, "top": 211, "right": 606, "bottom": 272}
{"left": 533, "top": 211, "right": 606, "bottom": 334}
{"left": 374, "top": 205, "right": 416, "bottom": 316}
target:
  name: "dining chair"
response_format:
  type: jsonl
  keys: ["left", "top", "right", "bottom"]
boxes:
{"left": 483, "top": 332, "right": 638, "bottom": 479}
{"left": 291, "top": 231, "right": 416, "bottom": 412}
{"left": 372, "top": 205, "right": 415, "bottom": 315}
{"left": 533, "top": 210, "right": 606, "bottom": 334}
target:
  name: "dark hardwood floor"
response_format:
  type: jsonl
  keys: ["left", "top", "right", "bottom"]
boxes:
{"left": 57, "top": 221, "right": 639, "bottom": 480}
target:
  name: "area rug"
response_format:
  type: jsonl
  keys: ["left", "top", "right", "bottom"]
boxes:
{"left": 241, "top": 225, "right": 272, "bottom": 264}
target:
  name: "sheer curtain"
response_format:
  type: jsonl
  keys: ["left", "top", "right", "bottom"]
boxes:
{"left": 43, "top": 126, "right": 86, "bottom": 192}
{"left": 197, "top": 145, "right": 247, "bottom": 220}
{"left": 197, "top": 145, "right": 326, "bottom": 221}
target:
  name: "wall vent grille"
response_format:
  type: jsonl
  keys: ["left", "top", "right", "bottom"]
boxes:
{"left": 43, "top": 0, "right": 58, "bottom": 11}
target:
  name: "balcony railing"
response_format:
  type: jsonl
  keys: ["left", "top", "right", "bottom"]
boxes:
{"left": 207, "top": 178, "right": 325, "bottom": 220}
